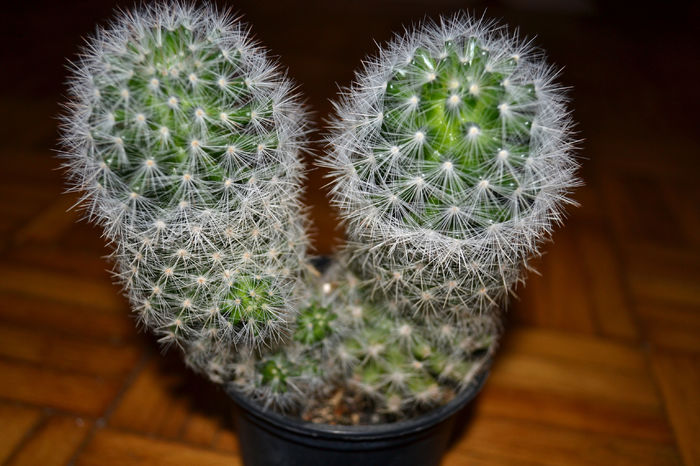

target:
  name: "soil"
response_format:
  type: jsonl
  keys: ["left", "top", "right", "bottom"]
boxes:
{"left": 298, "top": 386, "right": 456, "bottom": 426}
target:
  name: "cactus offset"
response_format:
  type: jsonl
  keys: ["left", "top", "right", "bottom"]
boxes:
{"left": 197, "top": 286, "right": 338, "bottom": 412}
{"left": 325, "top": 14, "right": 579, "bottom": 322}
{"left": 59, "top": 3, "right": 310, "bottom": 352}
{"left": 199, "top": 264, "right": 498, "bottom": 421}
{"left": 327, "top": 267, "right": 498, "bottom": 420}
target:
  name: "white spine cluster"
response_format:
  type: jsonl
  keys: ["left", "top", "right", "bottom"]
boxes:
{"left": 200, "top": 263, "right": 498, "bottom": 421}
{"left": 324, "top": 14, "right": 579, "bottom": 321}
{"left": 59, "top": 2, "right": 310, "bottom": 353}
{"left": 326, "top": 266, "right": 498, "bottom": 419}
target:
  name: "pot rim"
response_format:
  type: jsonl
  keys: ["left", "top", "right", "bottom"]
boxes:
{"left": 226, "top": 370, "right": 488, "bottom": 441}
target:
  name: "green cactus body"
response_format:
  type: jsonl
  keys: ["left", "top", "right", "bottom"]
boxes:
{"left": 94, "top": 25, "right": 267, "bottom": 204}
{"left": 338, "top": 298, "right": 496, "bottom": 416}
{"left": 295, "top": 302, "right": 336, "bottom": 345}
{"left": 199, "top": 264, "right": 497, "bottom": 421}
{"left": 204, "top": 295, "right": 340, "bottom": 411}
{"left": 60, "top": 4, "right": 310, "bottom": 353}
{"left": 326, "top": 15, "right": 578, "bottom": 321}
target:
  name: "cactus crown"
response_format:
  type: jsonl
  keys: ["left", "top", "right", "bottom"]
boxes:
{"left": 59, "top": 3, "right": 310, "bottom": 349}
{"left": 325, "top": 14, "right": 579, "bottom": 319}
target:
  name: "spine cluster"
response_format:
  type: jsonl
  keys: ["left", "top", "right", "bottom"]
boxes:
{"left": 59, "top": 3, "right": 310, "bottom": 352}
{"left": 324, "top": 14, "right": 579, "bottom": 322}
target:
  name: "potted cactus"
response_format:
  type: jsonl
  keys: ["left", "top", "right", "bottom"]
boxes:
{"left": 59, "top": 3, "right": 578, "bottom": 465}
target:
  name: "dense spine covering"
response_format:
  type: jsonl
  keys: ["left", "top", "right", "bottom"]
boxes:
{"left": 191, "top": 281, "right": 337, "bottom": 412}
{"left": 327, "top": 267, "right": 498, "bottom": 419}
{"left": 59, "top": 6, "right": 578, "bottom": 425}
{"left": 324, "top": 14, "right": 579, "bottom": 321}
{"left": 59, "top": 3, "right": 310, "bottom": 351}
{"left": 207, "top": 264, "right": 498, "bottom": 421}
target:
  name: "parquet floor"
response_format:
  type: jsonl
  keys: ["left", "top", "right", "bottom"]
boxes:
{"left": 1, "top": 1, "right": 699, "bottom": 465}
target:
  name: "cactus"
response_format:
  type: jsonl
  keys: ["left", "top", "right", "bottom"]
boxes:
{"left": 60, "top": 5, "right": 578, "bottom": 426}
{"left": 58, "top": 2, "right": 311, "bottom": 351}
{"left": 189, "top": 280, "right": 338, "bottom": 412}
{"left": 191, "top": 263, "right": 498, "bottom": 421}
{"left": 327, "top": 266, "right": 498, "bottom": 420}
{"left": 324, "top": 14, "right": 579, "bottom": 322}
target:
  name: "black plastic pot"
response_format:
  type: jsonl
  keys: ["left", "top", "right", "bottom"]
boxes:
{"left": 227, "top": 372, "right": 488, "bottom": 466}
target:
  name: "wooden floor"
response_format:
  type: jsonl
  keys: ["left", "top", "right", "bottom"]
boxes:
{"left": 1, "top": 1, "right": 699, "bottom": 465}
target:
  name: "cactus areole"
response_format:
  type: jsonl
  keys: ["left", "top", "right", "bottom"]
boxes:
{"left": 59, "top": 4, "right": 578, "bottom": 462}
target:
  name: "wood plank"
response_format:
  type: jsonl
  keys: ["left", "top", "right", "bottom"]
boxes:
{"left": 0, "top": 183, "right": 57, "bottom": 207}
{"left": 0, "top": 293, "right": 135, "bottom": 341}
{"left": 56, "top": 221, "right": 112, "bottom": 253}
{"left": 109, "top": 358, "right": 193, "bottom": 437}
{"left": 77, "top": 428, "right": 241, "bottom": 466}
{"left": 445, "top": 413, "right": 681, "bottom": 466}
{"left": 627, "top": 269, "right": 700, "bottom": 309}
{"left": 575, "top": 221, "right": 639, "bottom": 340}
{"left": 545, "top": 226, "right": 597, "bottom": 333}
{"left": 622, "top": 245, "right": 700, "bottom": 309}
{"left": 0, "top": 263, "right": 127, "bottom": 313}
{"left": 600, "top": 170, "right": 687, "bottom": 248}
{"left": 181, "top": 411, "right": 221, "bottom": 447}
{"left": 629, "top": 271, "right": 700, "bottom": 308}
{"left": 0, "top": 214, "right": 33, "bottom": 239}
{"left": 490, "top": 329, "right": 661, "bottom": 409}
{"left": 623, "top": 243, "right": 700, "bottom": 272}
{"left": 499, "top": 328, "right": 649, "bottom": 372}
{"left": 0, "top": 181, "right": 59, "bottom": 242}
{"left": 13, "top": 194, "right": 81, "bottom": 245}
{"left": 0, "top": 323, "right": 141, "bottom": 377}
{"left": 4, "top": 243, "right": 111, "bottom": 279}
{"left": 660, "top": 181, "right": 700, "bottom": 247}
{"left": 0, "top": 359, "right": 120, "bottom": 415}
{"left": 651, "top": 352, "right": 700, "bottom": 466}
{"left": 109, "top": 355, "right": 238, "bottom": 449}
{"left": 0, "top": 185, "right": 56, "bottom": 222}
{"left": 512, "top": 252, "right": 549, "bottom": 326}
{"left": 589, "top": 136, "right": 694, "bottom": 181}
{"left": 513, "top": 227, "right": 596, "bottom": 334}
{"left": 213, "top": 427, "right": 240, "bottom": 454}
{"left": 2, "top": 150, "right": 61, "bottom": 183}
{"left": 7, "top": 415, "right": 92, "bottom": 466}
{"left": 476, "top": 384, "right": 674, "bottom": 443}
{"left": 567, "top": 184, "right": 604, "bottom": 222}
{"left": 489, "top": 351, "right": 658, "bottom": 408}
{"left": 636, "top": 301, "right": 700, "bottom": 353}
{"left": 0, "top": 403, "right": 43, "bottom": 463}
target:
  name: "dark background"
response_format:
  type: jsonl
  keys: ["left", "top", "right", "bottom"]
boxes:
{"left": 2, "top": 0, "right": 698, "bottom": 254}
